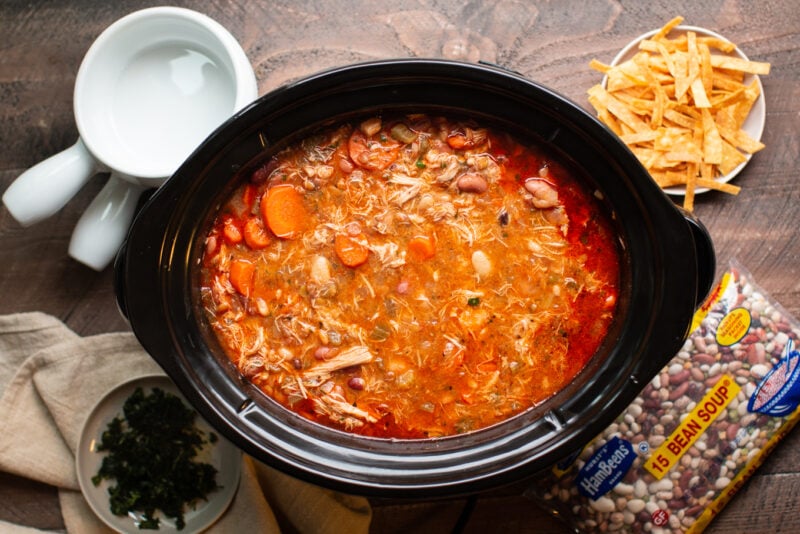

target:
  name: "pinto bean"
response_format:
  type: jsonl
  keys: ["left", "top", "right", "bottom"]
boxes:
{"left": 347, "top": 377, "right": 365, "bottom": 390}
{"left": 524, "top": 178, "right": 559, "bottom": 208}
{"left": 456, "top": 172, "right": 488, "bottom": 193}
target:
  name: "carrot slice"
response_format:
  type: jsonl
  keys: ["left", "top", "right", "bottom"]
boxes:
{"left": 261, "top": 184, "right": 308, "bottom": 239}
{"left": 447, "top": 133, "right": 467, "bottom": 149}
{"left": 229, "top": 259, "right": 255, "bottom": 296}
{"left": 243, "top": 216, "right": 271, "bottom": 249}
{"left": 334, "top": 233, "right": 369, "bottom": 267}
{"left": 408, "top": 235, "right": 435, "bottom": 260}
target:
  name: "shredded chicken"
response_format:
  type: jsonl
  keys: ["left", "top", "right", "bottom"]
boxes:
{"left": 303, "top": 345, "right": 374, "bottom": 383}
{"left": 315, "top": 391, "right": 378, "bottom": 428}
{"left": 425, "top": 152, "right": 461, "bottom": 183}
{"left": 369, "top": 241, "right": 406, "bottom": 269}
{"left": 388, "top": 174, "right": 426, "bottom": 205}
{"left": 274, "top": 314, "right": 316, "bottom": 344}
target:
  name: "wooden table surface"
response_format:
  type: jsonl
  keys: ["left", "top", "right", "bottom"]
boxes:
{"left": 1, "top": 1, "right": 798, "bottom": 532}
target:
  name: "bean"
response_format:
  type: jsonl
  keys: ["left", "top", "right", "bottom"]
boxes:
{"left": 471, "top": 250, "right": 492, "bottom": 277}
{"left": 668, "top": 381, "right": 689, "bottom": 401}
{"left": 627, "top": 499, "right": 646, "bottom": 514}
{"left": 456, "top": 172, "right": 488, "bottom": 193}
{"left": 671, "top": 369, "right": 690, "bottom": 384}
{"left": 314, "top": 346, "right": 334, "bottom": 360}
{"left": 689, "top": 367, "right": 705, "bottom": 382}
{"left": 694, "top": 353, "right": 716, "bottom": 365}
{"left": 747, "top": 342, "right": 766, "bottom": 365}
{"left": 339, "top": 157, "right": 355, "bottom": 174}
{"left": 347, "top": 377, "right": 365, "bottom": 390}
{"left": 591, "top": 496, "right": 616, "bottom": 513}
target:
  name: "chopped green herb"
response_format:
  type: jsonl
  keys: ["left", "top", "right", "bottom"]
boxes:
{"left": 415, "top": 159, "right": 426, "bottom": 169}
{"left": 467, "top": 297, "right": 481, "bottom": 307}
{"left": 92, "top": 387, "right": 220, "bottom": 530}
{"left": 369, "top": 323, "right": 392, "bottom": 341}
{"left": 390, "top": 123, "right": 417, "bottom": 143}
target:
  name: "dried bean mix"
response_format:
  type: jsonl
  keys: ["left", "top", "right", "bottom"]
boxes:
{"left": 531, "top": 260, "right": 800, "bottom": 533}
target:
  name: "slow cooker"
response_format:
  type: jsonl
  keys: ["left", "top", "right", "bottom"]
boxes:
{"left": 115, "top": 59, "right": 715, "bottom": 497}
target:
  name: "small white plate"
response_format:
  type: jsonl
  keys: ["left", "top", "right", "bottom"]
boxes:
{"left": 76, "top": 375, "right": 242, "bottom": 533}
{"left": 603, "top": 25, "right": 766, "bottom": 196}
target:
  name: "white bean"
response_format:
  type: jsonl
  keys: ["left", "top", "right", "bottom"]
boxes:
{"left": 471, "top": 250, "right": 492, "bottom": 277}
{"left": 310, "top": 255, "right": 332, "bottom": 284}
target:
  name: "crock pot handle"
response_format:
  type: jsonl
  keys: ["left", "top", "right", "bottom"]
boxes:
{"left": 682, "top": 210, "right": 716, "bottom": 307}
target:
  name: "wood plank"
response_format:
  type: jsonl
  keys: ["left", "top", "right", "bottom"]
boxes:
{"left": 1, "top": 1, "right": 798, "bottom": 532}
{"left": 0, "top": 472, "right": 62, "bottom": 530}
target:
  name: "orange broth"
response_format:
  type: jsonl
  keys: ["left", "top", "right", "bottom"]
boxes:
{"left": 199, "top": 114, "right": 620, "bottom": 438}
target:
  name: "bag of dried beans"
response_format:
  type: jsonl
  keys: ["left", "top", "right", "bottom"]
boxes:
{"left": 529, "top": 259, "right": 800, "bottom": 533}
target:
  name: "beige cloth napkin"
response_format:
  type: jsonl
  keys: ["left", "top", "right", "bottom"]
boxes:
{"left": 0, "top": 312, "right": 372, "bottom": 533}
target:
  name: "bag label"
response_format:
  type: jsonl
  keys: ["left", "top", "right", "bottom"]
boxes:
{"left": 716, "top": 307, "right": 751, "bottom": 346}
{"left": 576, "top": 436, "right": 635, "bottom": 499}
{"left": 748, "top": 339, "right": 800, "bottom": 417}
{"left": 645, "top": 375, "right": 740, "bottom": 479}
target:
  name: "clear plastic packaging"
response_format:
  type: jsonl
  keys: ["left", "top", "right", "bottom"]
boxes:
{"left": 530, "top": 260, "right": 800, "bottom": 533}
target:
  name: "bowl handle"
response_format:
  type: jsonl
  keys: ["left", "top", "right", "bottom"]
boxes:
{"left": 2, "top": 139, "right": 97, "bottom": 226}
{"left": 681, "top": 209, "right": 716, "bottom": 308}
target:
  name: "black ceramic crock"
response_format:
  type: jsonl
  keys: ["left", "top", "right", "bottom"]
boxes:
{"left": 115, "top": 59, "right": 715, "bottom": 498}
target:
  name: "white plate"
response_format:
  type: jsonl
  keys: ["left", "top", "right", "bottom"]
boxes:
{"left": 76, "top": 375, "right": 242, "bottom": 533}
{"left": 602, "top": 25, "right": 766, "bottom": 196}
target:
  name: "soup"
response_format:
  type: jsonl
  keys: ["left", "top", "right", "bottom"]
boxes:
{"left": 198, "top": 113, "right": 620, "bottom": 438}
